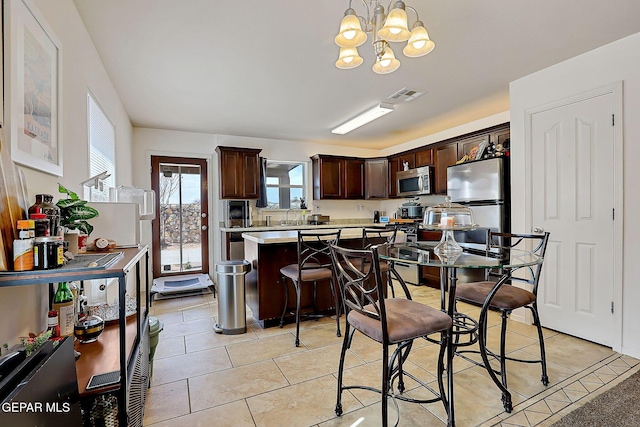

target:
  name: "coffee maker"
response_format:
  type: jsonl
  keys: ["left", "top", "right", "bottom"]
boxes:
{"left": 225, "top": 200, "right": 251, "bottom": 228}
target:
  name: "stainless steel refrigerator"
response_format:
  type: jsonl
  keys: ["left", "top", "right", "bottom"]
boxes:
{"left": 447, "top": 156, "right": 510, "bottom": 254}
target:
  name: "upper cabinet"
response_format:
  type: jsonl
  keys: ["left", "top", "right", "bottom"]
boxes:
{"left": 364, "top": 158, "right": 389, "bottom": 199}
{"left": 433, "top": 144, "right": 458, "bottom": 195}
{"left": 415, "top": 148, "right": 433, "bottom": 167}
{"left": 388, "top": 153, "right": 416, "bottom": 197}
{"left": 216, "top": 146, "right": 262, "bottom": 199}
{"left": 312, "top": 155, "right": 364, "bottom": 200}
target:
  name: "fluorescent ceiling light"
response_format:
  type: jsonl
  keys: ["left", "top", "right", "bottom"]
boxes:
{"left": 331, "top": 103, "right": 394, "bottom": 135}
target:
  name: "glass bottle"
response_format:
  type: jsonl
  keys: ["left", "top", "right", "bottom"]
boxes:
{"left": 46, "top": 310, "right": 60, "bottom": 338}
{"left": 53, "top": 282, "right": 75, "bottom": 337}
{"left": 29, "top": 194, "right": 61, "bottom": 236}
{"left": 13, "top": 220, "right": 35, "bottom": 271}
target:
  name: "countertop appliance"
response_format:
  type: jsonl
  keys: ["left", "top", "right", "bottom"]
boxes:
{"left": 225, "top": 200, "right": 251, "bottom": 228}
{"left": 307, "top": 214, "right": 330, "bottom": 225}
{"left": 397, "top": 201, "right": 424, "bottom": 219}
{"left": 397, "top": 166, "right": 432, "bottom": 197}
{"left": 447, "top": 156, "right": 510, "bottom": 253}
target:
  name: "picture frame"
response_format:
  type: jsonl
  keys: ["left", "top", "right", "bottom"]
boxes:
{"left": 475, "top": 138, "right": 489, "bottom": 160}
{"left": 4, "top": 0, "right": 63, "bottom": 176}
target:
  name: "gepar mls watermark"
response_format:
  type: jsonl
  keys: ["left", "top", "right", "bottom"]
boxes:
{"left": 1, "top": 401, "right": 71, "bottom": 413}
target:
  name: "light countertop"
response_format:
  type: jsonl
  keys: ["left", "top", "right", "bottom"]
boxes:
{"left": 242, "top": 227, "right": 403, "bottom": 244}
{"left": 221, "top": 221, "right": 385, "bottom": 233}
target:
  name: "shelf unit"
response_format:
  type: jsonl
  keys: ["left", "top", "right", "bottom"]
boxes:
{"left": 0, "top": 246, "right": 150, "bottom": 427}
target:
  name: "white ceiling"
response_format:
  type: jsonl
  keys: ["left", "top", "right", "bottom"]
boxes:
{"left": 73, "top": 0, "right": 640, "bottom": 150}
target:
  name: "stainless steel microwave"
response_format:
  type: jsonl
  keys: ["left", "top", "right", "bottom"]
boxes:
{"left": 397, "top": 166, "right": 432, "bottom": 197}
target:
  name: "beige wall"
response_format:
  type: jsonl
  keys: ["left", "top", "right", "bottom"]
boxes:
{"left": 0, "top": 0, "right": 133, "bottom": 347}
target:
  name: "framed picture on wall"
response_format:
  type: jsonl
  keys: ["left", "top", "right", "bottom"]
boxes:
{"left": 4, "top": 0, "right": 63, "bottom": 176}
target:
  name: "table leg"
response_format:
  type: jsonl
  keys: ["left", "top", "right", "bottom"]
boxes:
{"left": 445, "top": 267, "right": 457, "bottom": 426}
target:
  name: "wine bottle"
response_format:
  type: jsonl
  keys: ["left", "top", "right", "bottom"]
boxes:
{"left": 53, "top": 282, "right": 75, "bottom": 336}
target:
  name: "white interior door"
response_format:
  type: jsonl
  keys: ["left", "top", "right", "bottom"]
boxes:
{"left": 531, "top": 92, "right": 616, "bottom": 346}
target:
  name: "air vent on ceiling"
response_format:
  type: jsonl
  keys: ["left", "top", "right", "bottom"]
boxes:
{"left": 387, "top": 87, "right": 424, "bottom": 102}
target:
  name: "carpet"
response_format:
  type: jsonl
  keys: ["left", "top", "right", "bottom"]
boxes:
{"left": 551, "top": 368, "right": 640, "bottom": 427}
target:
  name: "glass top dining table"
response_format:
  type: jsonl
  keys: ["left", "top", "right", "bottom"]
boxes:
{"left": 379, "top": 241, "right": 543, "bottom": 423}
{"left": 380, "top": 241, "right": 542, "bottom": 270}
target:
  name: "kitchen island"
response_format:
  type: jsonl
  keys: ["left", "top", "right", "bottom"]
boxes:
{"left": 242, "top": 228, "right": 380, "bottom": 327}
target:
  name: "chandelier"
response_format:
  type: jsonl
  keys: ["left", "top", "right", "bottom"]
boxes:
{"left": 334, "top": 0, "right": 435, "bottom": 74}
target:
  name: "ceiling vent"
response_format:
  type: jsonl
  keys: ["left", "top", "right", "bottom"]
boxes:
{"left": 387, "top": 87, "right": 424, "bottom": 103}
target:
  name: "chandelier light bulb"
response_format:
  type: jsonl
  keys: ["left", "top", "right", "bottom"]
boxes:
{"left": 378, "top": 1, "right": 411, "bottom": 42}
{"left": 335, "top": 9, "right": 367, "bottom": 47}
{"left": 372, "top": 47, "right": 400, "bottom": 74}
{"left": 336, "top": 47, "right": 364, "bottom": 69}
{"left": 403, "top": 21, "right": 435, "bottom": 57}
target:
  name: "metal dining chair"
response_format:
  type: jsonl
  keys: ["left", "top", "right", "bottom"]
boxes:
{"left": 330, "top": 243, "right": 452, "bottom": 427}
{"left": 454, "top": 231, "right": 550, "bottom": 411}
{"left": 279, "top": 229, "right": 342, "bottom": 347}
{"left": 361, "top": 227, "right": 404, "bottom": 297}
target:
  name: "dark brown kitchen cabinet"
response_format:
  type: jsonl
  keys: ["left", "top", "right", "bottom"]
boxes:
{"left": 216, "top": 146, "right": 262, "bottom": 199}
{"left": 490, "top": 128, "right": 510, "bottom": 148}
{"left": 388, "top": 153, "right": 416, "bottom": 197}
{"left": 364, "top": 158, "right": 389, "bottom": 199}
{"left": 311, "top": 155, "right": 364, "bottom": 199}
{"left": 457, "top": 134, "right": 489, "bottom": 163}
{"left": 433, "top": 144, "right": 458, "bottom": 195}
{"left": 415, "top": 148, "right": 433, "bottom": 167}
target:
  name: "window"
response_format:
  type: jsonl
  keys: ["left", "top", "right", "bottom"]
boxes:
{"left": 87, "top": 93, "right": 116, "bottom": 201}
{"left": 265, "top": 161, "right": 307, "bottom": 209}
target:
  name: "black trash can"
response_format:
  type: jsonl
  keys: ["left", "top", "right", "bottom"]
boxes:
{"left": 213, "top": 260, "right": 251, "bottom": 334}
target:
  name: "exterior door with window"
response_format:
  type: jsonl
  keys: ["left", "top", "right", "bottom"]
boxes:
{"left": 151, "top": 156, "right": 209, "bottom": 278}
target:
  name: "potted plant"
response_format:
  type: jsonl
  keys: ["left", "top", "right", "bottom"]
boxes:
{"left": 57, "top": 184, "right": 99, "bottom": 252}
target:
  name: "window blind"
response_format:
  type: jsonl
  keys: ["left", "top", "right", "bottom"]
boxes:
{"left": 88, "top": 93, "right": 116, "bottom": 201}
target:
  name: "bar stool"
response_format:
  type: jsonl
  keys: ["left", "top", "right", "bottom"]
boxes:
{"left": 279, "top": 229, "right": 342, "bottom": 347}
{"left": 454, "top": 231, "right": 550, "bottom": 412}
{"left": 361, "top": 227, "right": 404, "bottom": 297}
{"left": 331, "top": 243, "right": 452, "bottom": 427}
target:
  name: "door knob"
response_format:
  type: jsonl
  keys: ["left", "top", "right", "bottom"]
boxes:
{"left": 532, "top": 226, "right": 544, "bottom": 233}
{"left": 201, "top": 225, "right": 208, "bottom": 231}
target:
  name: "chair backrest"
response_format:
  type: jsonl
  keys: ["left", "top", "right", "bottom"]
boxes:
{"left": 297, "top": 229, "right": 341, "bottom": 279}
{"left": 362, "top": 227, "right": 398, "bottom": 250}
{"left": 487, "top": 231, "right": 550, "bottom": 296}
{"left": 330, "top": 243, "right": 389, "bottom": 335}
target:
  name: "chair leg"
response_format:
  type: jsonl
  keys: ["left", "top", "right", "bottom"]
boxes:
{"left": 329, "top": 277, "right": 341, "bottom": 337}
{"left": 335, "top": 323, "right": 354, "bottom": 417}
{"left": 499, "top": 310, "right": 509, "bottom": 390}
{"left": 381, "top": 342, "right": 390, "bottom": 427}
{"left": 437, "top": 331, "right": 450, "bottom": 417}
{"left": 531, "top": 304, "right": 549, "bottom": 385}
{"left": 279, "top": 276, "right": 289, "bottom": 329}
{"left": 295, "top": 280, "right": 301, "bottom": 347}
{"left": 395, "top": 343, "right": 405, "bottom": 393}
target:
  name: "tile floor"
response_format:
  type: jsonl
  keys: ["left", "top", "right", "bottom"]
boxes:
{"left": 142, "top": 286, "right": 639, "bottom": 427}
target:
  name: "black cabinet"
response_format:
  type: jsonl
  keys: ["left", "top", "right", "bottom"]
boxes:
{"left": 0, "top": 338, "right": 82, "bottom": 427}
{"left": 0, "top": 247, "right": 150, "bottom": 427}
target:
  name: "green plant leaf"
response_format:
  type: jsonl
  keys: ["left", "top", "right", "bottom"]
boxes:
{"left": 66, "top": 205, "right": 99, "bottom": 221}
{"left": 58, "top": 183, "right": 79, "bottom": 200}
{"left": 73, "top": 220, "right": 94, "bottom": 236}
{"left": 57, "top": 198, "right": 87, "bottom": 209}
